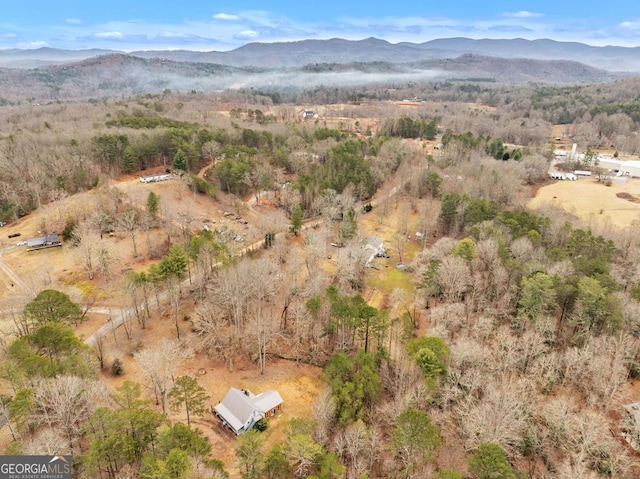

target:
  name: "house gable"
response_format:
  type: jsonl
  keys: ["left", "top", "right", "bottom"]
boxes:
{"left": 253, "top": 390, "right": 284, "bottom": 416}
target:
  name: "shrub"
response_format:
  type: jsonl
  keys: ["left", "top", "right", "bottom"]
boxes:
{"left": 254, "top": 418, "right": 268, "bottom": 432}
{"left": 111, "top": 358, "right": 124, "bottom": 376}
{"left": 61, "top": 218, "right": 77, "bottom": 242}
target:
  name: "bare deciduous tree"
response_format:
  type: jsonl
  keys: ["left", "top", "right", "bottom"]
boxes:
{"left": 134, "top": 338, "right": 193, "bottom": 414}
{"left": 248, "top": 303, "right": 275, "bottom": 375}
{"left": 31, "top": 376, "right": 106, "bottom": 453}
{"left": 436, "top": 255, "right": 472, "bottom": 303}
{"left": 456, "top": 376, "right": 530, "bottom": 453}
{"left": 193, "top": 304, "right": 238, "bottom": 371}
{"left": 340, "top": 420, "right": 371, "bottom": 479}
{"left": 73, "top": 221, "right": 102, "bottom": 280}
{"left": 23, "top": 429, "right": 70, "bottom": 456}
{"left": 333, "top": 242, "right": 368, "bottom": 293}
{"left": 118, "top": 208, "right": 139, "bottom": 258}
{"left": 312, "top": 389, "right": 336, "bottom": 448}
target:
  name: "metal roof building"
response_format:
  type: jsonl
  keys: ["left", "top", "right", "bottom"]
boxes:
{"left": 214, "top": 388, "right": 283, "bottom": 435}
{"left": 27, "top": 234, "right": 61, "bottom": 249}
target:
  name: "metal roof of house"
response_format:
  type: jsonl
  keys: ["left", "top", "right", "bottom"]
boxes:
{"left": 366, "top": 236, "right": 383, "bottom": 249}
{"left": 253, "top": 390, "right": 284, "bottom": 413}
{"left": 214, "top": 387, "right": 283, "bottom": 434}
{"left": 27, "top": 234, "right": 59, "bottom": 247}
{"left": 214, "top": 402, "right": 244, "bottom": 433}
{"left": 214, "top": 388, "right": 256, "bottom": 430}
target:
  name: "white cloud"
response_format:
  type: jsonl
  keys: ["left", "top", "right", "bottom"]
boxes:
{"left": 236, "top": 30, "right": 258, "bottom": 39}
{"left": 213, "top": 13, "right": 240, "bottom": 21}
{"left": 17, "top": 40, "right": 48, "bottom": 49}
{"left": 620, "top": 20, "right": 640, "bottom": 30}
{"left": 1, "top": 33, "right": 17, "bottom": 38}
{"left": 161, "top": 32, "right": 187, "bottom": 38}
{"left": 94, "top": 31, "right": 124, "bottom": 38}
{"left": 2, "top": 9, "right": 637, "bottom": 51}
{"left": 502, "top": 11, "right": 543, "bottom": 19}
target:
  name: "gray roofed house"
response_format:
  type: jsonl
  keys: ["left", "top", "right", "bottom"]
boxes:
{"left": 27, "top": 234, "right": 61, "bottom": 250}
{"left": 364, "top": 236, "right": 387, "bottom": 266}
{"left": 214, "top": 388, "right": 283, "bottom": 435}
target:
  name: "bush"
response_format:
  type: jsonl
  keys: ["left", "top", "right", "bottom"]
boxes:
{"left": 111, "top": 358, "right": 124, "bottom": 376}
{"left": 189, "top": 175, "right": 217, "bottom": 197}
{"left": 254, "top": 418, "right": 268, "bottom": 432}
{"left": 61, "top": 218, "right": 77, "bottom": 242}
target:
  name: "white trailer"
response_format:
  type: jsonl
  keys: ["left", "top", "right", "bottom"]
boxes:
{"left": 140, "top": 174, "right": 171, "bottom": 183}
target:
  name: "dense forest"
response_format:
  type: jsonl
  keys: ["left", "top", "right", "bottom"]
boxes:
{"left": 1, "top": 76, "right": 640, "bottom": 479}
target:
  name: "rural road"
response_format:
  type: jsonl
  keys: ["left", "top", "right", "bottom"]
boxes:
{"left": 84, "top": 306, "right": 134, "bottom": 346}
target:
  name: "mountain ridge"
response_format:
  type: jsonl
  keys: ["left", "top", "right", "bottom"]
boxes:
{"left": 0, "top": 51, "right": 619, "bottom": 103}
{"left": 1, "top": 37, "right": 639, "bottom": 72}
{"left": 0, "top": 38, "right": 632, "bottom": 102}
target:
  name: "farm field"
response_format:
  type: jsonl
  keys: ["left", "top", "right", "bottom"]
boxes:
{"left": 528, "top": 177, "right": 640, "bottom": 230}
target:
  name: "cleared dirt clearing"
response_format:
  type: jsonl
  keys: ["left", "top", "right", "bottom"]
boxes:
{"left": 528, "top": 178, "right": 640, "bottom": 230}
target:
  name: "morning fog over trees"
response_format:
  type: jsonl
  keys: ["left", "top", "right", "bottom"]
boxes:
{"left": 1, "top": 71, "right": 640, "bottom": 479}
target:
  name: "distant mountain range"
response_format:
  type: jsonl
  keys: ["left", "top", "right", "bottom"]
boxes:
{"left": 2, "top": 37, "right": 639, "bottom": 72}
{"left": 0, "top": 37, "right": 635, "bottom": 101}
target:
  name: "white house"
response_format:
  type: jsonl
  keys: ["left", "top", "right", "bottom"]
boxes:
{"left": 214, "top": 388, "right": 283, "bottom": 435}
{"left": 364, "top": 236, "right": 388, "bottom": 266}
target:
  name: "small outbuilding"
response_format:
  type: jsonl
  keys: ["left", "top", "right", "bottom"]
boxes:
{"left": 214, "top": 388, "right": 283, "bottom": 435}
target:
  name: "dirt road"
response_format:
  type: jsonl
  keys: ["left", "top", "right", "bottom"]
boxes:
{"left": 0, "top": 246, "right": 33, "bottom": 296}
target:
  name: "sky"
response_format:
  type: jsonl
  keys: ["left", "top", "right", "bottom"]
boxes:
{"left": 1, "top": 1, "right": 639, "bottom": 51}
